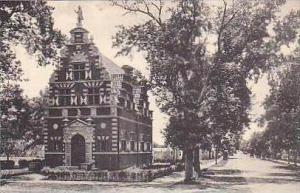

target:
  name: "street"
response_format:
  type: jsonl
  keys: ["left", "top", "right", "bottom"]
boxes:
{"left": 0, "top": 152, "right": 298, "bottom": 193}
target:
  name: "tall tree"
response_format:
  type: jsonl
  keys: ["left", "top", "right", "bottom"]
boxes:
{"left": 0, "top": 85, "right": 48, "bottom": 159}
{"left": 112, "top": 0, "right": 300, "bottom": 181}
{"left": 263, "top": 62, "right": 300, "bottom": 164}
{"left": 0, "top": 84, "right": 24, "bottom": 160}
{"left": 0, "top": 1, "right": 65, "bottom": 85}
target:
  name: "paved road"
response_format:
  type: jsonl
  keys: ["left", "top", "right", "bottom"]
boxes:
{"left": 0, "top": 152, "right": 299, "bottom": 193}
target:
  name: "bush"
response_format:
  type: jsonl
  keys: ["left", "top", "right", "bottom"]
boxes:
{"left": 0, "top": 160, "right": 15, "bottom": 169}
{"left": 28, "top": 159, "right": 44, "bottom": 172}
{"left": 18, "top": 159, "right": 29, "bottom": 168}
{"left": 44, "top": 164, "right": 178, "bottom": 182}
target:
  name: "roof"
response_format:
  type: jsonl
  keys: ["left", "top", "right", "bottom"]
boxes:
{"left": 101, "top": 55, "right": 124, "bottom": 75}
{"left": 70, "top": 27, "right": 89, "bottom": 33}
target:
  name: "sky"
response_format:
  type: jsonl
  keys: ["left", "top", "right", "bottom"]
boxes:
{"left": 16, "top": 0, "right": 300, "bottom": 144}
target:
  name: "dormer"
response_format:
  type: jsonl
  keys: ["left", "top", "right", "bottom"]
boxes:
{"left": 70, "top": 27, "right": 89, "bottom": 44}
{"left": 69, "top": 6, "right": 90, "bottom": 44}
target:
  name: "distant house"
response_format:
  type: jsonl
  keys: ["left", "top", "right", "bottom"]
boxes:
{"left": 44, "top": 7, "right": 153, "bottom": 170}
{"left": 153, "top": 145, "right": 182, "bottom": 162}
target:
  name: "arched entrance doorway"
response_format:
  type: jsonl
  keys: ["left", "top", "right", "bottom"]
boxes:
{"left": 71, "top": 134, "right": 85, "bottom": 166}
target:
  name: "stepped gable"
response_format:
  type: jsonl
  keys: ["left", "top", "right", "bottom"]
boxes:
{"left": 44, "top": 6, "right": 153, "bottom": 170}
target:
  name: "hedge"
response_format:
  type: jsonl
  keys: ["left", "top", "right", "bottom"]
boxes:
{"left": 18, "top": 160, "right": 29, "bottom": 168}
{"left": 42, "top": 165, "right": 178, "bottom": 182}
{"left": 0, "top": 160, "right": 15, "bottom": 169}
{"left": 28, "top": 159, "right": 44, "bottom": 172}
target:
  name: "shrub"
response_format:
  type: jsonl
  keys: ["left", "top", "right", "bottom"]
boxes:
{"left": 119, "top": 171, "right": 127, "bottom": 180}
{"left": 18, "top": 159, "right": 29, "bottom": 168}
{"left": 0, "top": 160, "right": 15, "bottom": 169}
{"left": 28, "top": 159, "right": 44, "bottom": 172}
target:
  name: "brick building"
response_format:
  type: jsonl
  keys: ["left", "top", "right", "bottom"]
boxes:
{"left": 44, "top": 7, "right": 153, "bottom": 170}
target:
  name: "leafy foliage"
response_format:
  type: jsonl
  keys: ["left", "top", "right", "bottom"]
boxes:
{"left": 0, "top": 1, "right": 65, "bottom": 85}
{"left": 112, "top": 0, "right": 300, "bottom": 180}
{"left": 0, "top": 84, "right": 47, "bottom": 159}
{"left": 261, "top": 63, "right": 300, "bottom": 160}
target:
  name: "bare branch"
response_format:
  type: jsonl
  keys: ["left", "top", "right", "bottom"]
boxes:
{"left": 217, "top": 0, "right": 228, "bottom": 56}
{"left": 112, "top": 0, "right": 164, "bottom": 29}
{"left": 216, "top": 0, "right": 239, "bottom": 60}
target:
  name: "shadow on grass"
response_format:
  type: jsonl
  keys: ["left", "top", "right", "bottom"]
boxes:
{"left": 273, "top": 165, "right": 299, "bottom": 171}
{"left": 267, "top": 172, "right": 299, "bottom": 177}
{"left": 246, "top": 176, "right": 300, "bottom": 184}
{"left": 202, "top": 169, "right": 243, "bottom": 175}
{"left": 213, "top": 159, "right": 229, "bottom": 168}
{"left": 202, "top": 175, "right": 247, "bottom": 184}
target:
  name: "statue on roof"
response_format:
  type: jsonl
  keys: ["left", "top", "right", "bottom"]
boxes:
{"left": 75, "top": 6, "right": 84, "bottom": 27}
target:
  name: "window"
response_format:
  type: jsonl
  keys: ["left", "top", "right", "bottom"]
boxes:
{"left": 59, "top": 96, "right": 70, "bottom": 106}
{"left": 73, "top": 63, "right": 85, "bottom": 80}
{"left": 54, "top": 141, "right": 59, "bottom": 151}
{"left": 127, "top": 101, "right": 131, "bottom": 109}
{"left": 52, "top": 138, "right": 61, "bottom": 152}
{"left": 59, "top": 89, "right": 70, "bottom": 95}
{"left": 129, "top": 132, "right": 135, "bottom": 141}
{"left": 140, "top": 142, "right": 144, "bottom": 152}
{"left": 121, "top": 140, "right": 126, "bottom": 151}
{"left": 59, "top": 89, "right": 71, "bottom": 106}
{"left": 147, "top": 143, "right": 151, "bottom": 152}
{"left": 87, "top": 88, "right": 100, "bottom": 105}
{"left": 100, "top": 140, "right": 108, "bottom": 152}
{"left": 74, "top": 32, "right": 83, "bottom": 43}
{"left": 130, "top": 141, "right": 135, "bottom": 151}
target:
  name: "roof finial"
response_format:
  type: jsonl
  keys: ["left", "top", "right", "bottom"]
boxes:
{"left": 75, "top": 6, "right": 84, "bottom": 27}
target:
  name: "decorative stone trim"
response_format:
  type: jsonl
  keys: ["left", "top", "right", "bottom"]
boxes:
{"left": 45, "top": 152, "right": 65, "bottom": 154}
{"left": 92, "top": 152, "right": 151, "bottom": 155}
{"left": 63, "top": 119, "right": 95, "bottom": 166}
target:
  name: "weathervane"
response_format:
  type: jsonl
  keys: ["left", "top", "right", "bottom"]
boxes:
{"left": 75, "top": 6, "right": 84, "bottom": 27}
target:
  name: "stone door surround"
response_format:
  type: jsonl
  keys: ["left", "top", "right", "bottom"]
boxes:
{"left": 63, "top": 119, "right": 95, "bottom": 166}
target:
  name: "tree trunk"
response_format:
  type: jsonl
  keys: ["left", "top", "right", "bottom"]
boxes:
{"left": 293, "top": 149, "right": 298, "bottom": 166}
{"left": 215, "top": 147, "right": 218, "bottom": 164}
{"left": 181, "top": 151, "right": 185, "bottom": 163}
{"left": 184, "top": 148, "right": 194, "bottom": 182}
{"left": 193, "top": 148, "right": 201, "bottom": 178}
{"left": 6, "top": 153, "right": 9, "bottom": 161}
{"left": 287, "top": 149, "right": 290, "bottom": 164}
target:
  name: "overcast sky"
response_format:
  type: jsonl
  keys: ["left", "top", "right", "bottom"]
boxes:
{"left": 16, "top": 0, "right": 300, "bottom": 144}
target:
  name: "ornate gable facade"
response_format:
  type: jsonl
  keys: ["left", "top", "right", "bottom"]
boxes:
{"left": 44, "top": 6, "right": 153, "bottom": 170}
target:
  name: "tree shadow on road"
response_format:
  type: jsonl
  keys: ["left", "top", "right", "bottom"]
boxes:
{"left": 204, "top": 169, "right": 243, "bottom": 175}
{"left": 171, "top": 168, "right": 248, "bottom": 192}
{"left": 273, "top": 164, "right": 299, "bottom": 171}
{"left": 245, "top": 176, "right": 300, "bottom": 184}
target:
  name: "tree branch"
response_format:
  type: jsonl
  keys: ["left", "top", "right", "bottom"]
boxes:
{"left": 0, "top": 7, "right": 17, "bottom": 29}
{"left": 216, "top": 0, "right": 239, "bottom": 61}
{"left": 217, "top": 0, "right": 228, "bottom": 56}
{"left": 112, "top": 0, "right": 164, "bottom": 29}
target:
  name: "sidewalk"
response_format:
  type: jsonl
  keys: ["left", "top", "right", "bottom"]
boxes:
{"left": 3, "top": 158, "right": 223, "bottom": 187}
{"left": 150, "top": 157, "right": 223, "bottom": 185}
{"left": 1, "top": 168, "right": 30, "bottom": 176}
